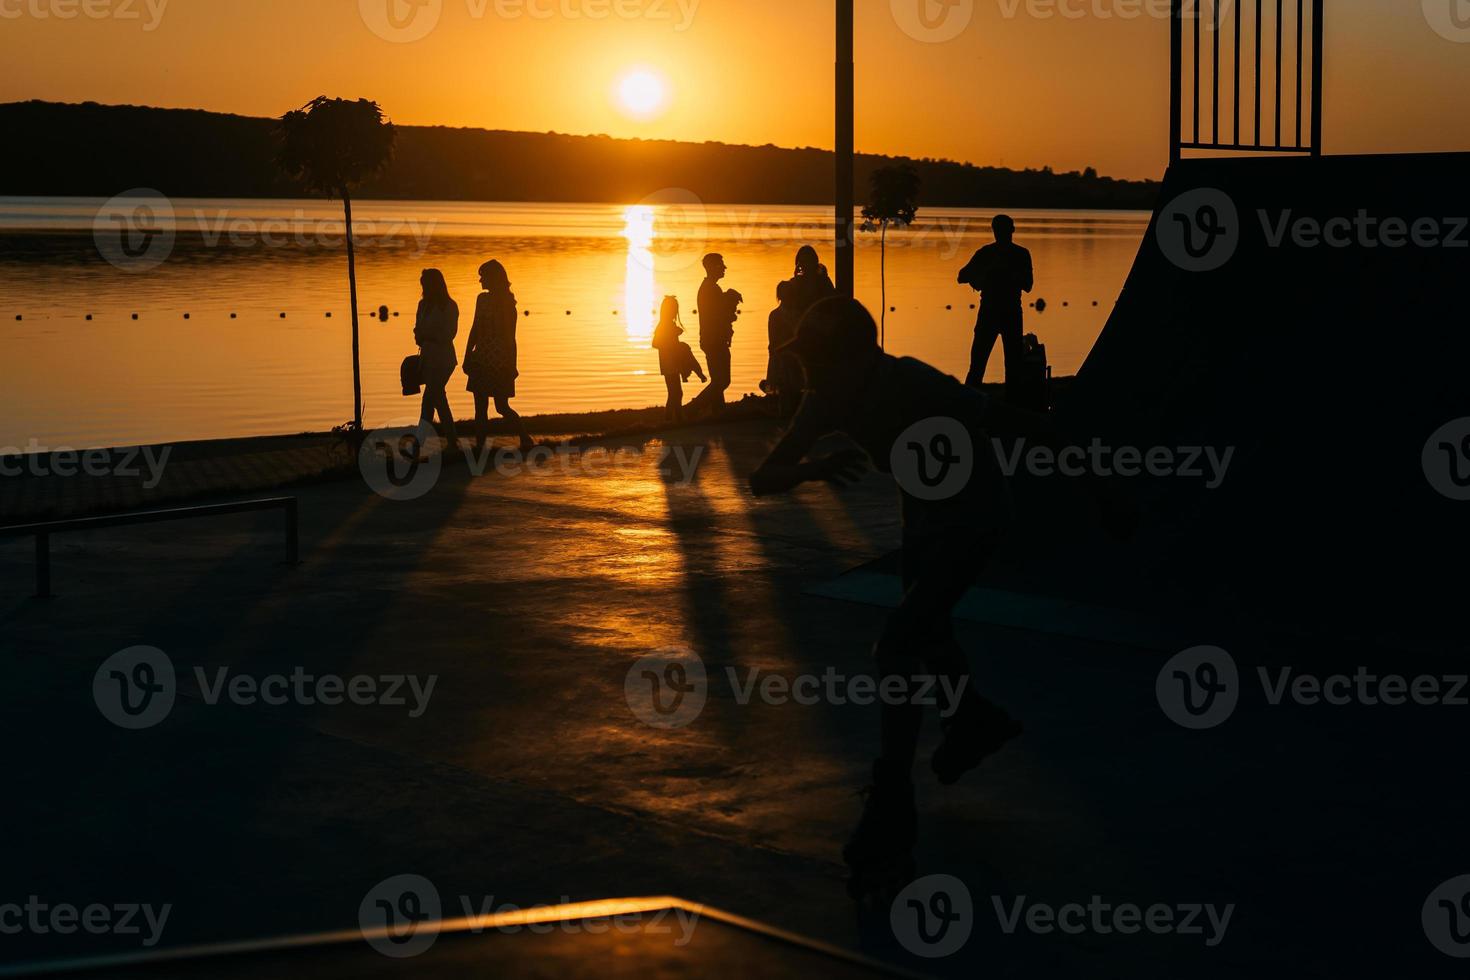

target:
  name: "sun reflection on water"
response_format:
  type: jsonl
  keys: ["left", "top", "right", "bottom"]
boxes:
{"left": 622, "top": 205, "right": 657, "bottom": 344}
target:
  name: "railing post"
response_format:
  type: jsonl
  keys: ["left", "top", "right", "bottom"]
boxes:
{"left": 284, "top": 498, "right": 299, "bottom": 566}
{"left": 1170, "top": 0, "right": 1182, "bottom": 164}
{"left": 35, "top": 532, "right": 51, "bottom": 599}
{"left": 1310, "top": 0, "right": 1324, "bottom": 156}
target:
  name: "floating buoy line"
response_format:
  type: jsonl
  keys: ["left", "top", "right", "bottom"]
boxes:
{"left": 8, "top": 299, "right": 1111, "bottom": 323}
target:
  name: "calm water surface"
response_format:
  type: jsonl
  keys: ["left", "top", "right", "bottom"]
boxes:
{"left": 0, "top": 198, "right": 1148, "bottom": 449}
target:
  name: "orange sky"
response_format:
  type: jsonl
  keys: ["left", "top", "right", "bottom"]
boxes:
{"left": 2, "top": 0, "right": 1468, "bottom": 180}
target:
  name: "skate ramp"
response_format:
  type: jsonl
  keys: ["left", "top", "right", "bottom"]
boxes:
{"left": 1055, "top": 152, "right": 1470, "bottom": 640}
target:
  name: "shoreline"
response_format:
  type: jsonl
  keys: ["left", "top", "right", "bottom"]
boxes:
{"left": 0, "top": 396, "right": 774, "bottom": 526}
{"left": 0, "top": 379, "right": 1072, "bottom": 525}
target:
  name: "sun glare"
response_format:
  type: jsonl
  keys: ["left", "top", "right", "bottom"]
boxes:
{"left": 617, "top": 70, "right": 668, "bottom": 120}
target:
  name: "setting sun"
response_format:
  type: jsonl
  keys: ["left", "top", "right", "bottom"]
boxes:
{"left": 616, "top": 70, "right": 668, "bottom": 120}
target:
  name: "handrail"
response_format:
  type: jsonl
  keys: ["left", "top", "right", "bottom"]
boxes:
{"left": 0, "top": 896, "right": 925, "bottom": 980}
{"left": 0, "top": 497, "right": 299, "bottom": 598}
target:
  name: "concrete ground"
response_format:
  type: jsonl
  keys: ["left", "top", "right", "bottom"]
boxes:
{"left": 2, "top": 418, "right": 1466, "bottom": 977}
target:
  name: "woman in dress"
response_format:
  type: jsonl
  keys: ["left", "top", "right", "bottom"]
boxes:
{"left": 412, "top": 268, "right": 459, "bottom": 456}
{"left": 464, "top": 260, "right": 534, "bottom": 453}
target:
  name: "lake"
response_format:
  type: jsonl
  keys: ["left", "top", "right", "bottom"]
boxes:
{"left": 0, "top": 198, "right": 1148, "bottom": 450}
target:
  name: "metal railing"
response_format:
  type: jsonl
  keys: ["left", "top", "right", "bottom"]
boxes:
{"left": 0, "top": 497, "right": 299, "bottom": 598}
{"left": 1171, "top": 0, "right": 1324, "bottom": 162}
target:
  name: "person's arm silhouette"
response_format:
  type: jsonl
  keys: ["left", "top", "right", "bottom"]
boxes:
{"left": 750, "top": 396, "right": 868, "bottom": 496}
{"left": 957, "top": 249, "right": 984, "bottom": 289}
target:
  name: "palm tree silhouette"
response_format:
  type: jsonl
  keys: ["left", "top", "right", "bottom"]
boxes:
{"left": 278, "top": 97, "right": 397, "bottom": 434}
{"left": 861, "top": 163, "right": 919, "bottom": 350}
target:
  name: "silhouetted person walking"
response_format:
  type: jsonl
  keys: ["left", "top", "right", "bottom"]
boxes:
{"left": 464, "top": 260, "right": 534, "bottom": 454}
{"left": 958, "top": 214, "right": 1033, "bottom": 388}
{"left": 766, "top": 245, "right": 835, "bottom": 417}
{"left": 652, "top": 295, "right": 707, "bottom": 423}
{"left": 690, "top": 253, "right": 742, "bottom": 416}
{"left": 747, "top": 297, "right": 1137, "bottom": 901}
{"left": 411, "top": 268, "right": 459, "bottom": 457}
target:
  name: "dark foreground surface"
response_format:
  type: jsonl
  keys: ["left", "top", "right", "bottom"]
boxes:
{"left": 2, "top": 415, "right": 1468, "bottom": 977}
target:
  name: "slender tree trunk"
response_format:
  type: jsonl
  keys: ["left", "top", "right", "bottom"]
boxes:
{"left": 880, "top": 222, "right": 887, "bottom": 350}
{"left": 343, "top": 190, "right": 363, "bottom": 431}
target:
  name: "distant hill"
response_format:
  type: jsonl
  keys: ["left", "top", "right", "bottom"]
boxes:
{"left": 0, "top": 100, "right": 1158, "bottom": 209}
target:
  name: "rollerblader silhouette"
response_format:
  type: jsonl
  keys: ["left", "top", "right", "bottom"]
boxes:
{"left": 751, "top": 296, "right": 1128, "bottom": 901}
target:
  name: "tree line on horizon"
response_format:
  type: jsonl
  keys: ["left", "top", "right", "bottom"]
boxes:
{"left": 1, "top": 100, "right": 1160, "bottom": 210}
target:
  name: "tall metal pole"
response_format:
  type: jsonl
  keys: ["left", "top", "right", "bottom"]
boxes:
{"left": 836, "top": 0, "right": 855, "bottom": 297}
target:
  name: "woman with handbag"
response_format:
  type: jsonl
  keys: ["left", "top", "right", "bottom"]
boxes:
{"left": 464, "top": 260, "right": 534, "bottom": 454}
{"left": 410, "top": 268, "right": 460, "bottom": 458}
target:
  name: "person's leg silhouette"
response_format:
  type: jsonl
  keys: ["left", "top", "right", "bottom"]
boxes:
{"left": 846, "top": 526, "right": 1020, "bottom": 891}
{"left": 495, "top": 395, "right": 534, "bottom": 452}
{"left": 473, "top": 393, "right": 490, "bottom": 452}
{"left": 967, "top": 320, "right": 1001, "bottom": 388}
{"left": 419, "top": 366, "right": 457, "bottom": 452}
{"left": 707, "top": 345, "right": 731, "bottom": 411}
